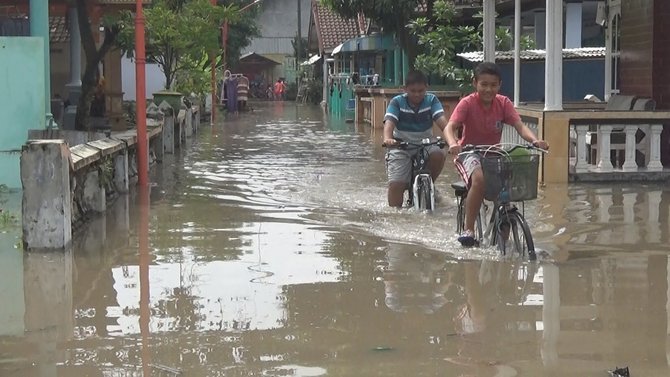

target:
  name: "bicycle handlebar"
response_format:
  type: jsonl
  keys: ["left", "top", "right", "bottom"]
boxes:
{"left": 382, "top": 137, "right": 447, "bottom": 149}
{"left": 457, "top": 143, "right": 548, "bottom": 157}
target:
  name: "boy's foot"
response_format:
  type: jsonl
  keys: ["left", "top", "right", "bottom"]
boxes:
{"left": 458, "top": 230, "right": 477, "bottom": 247}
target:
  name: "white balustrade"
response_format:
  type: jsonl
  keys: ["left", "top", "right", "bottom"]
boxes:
{"left": 597, "top": 125, "right": 614, "bottom": 171}
{"left": 648, "top": 124, "right": 664, "bottom": 171}
{"left": 571, "top": 123, "right": 663, "bottom": 174}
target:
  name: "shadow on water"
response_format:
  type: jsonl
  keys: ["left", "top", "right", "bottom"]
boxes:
{"left": 1, "top": 102, "right": 670, "bottom": 376}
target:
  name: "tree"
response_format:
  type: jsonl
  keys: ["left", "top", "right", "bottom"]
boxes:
{"left": 292, "top": 36, "right": 308, "bottom": 62}
{"left": 119, "top": 0, "right": 235, "bottom": 91}
{"left": 410, "top": 1, "right": 535, "bottom": 88}
{"left": 320, "top": 0, "right": 429, "bottom": 68}
{"left": 219, "top": 1, "right": 261, "bottom": 70}
{"left": 73, "top": 0, "right": 129, "bottom": 131}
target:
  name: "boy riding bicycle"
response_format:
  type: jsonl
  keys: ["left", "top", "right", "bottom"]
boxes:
{"left": 384, "top": 70, "right": 450, "bottom": 207}
{"left": 444, "top": 62, "right": 549, "bottom": 247}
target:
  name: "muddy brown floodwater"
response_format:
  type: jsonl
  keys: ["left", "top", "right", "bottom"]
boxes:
{"left": 1, "top": 102, "right": 670, "bottom": 376}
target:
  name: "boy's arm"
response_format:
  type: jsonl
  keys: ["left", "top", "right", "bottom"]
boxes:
{"left": 383, "top": 98, "right": 400, "bottom": 146}
{"left": 383, "top": 120, "right": 397, "bottom": 146}
{"left": 444, "top": 120, "right": 462, "bottom": 155}
{"left": 434, "top": 115, "right": 448, "bottom": 132}
{"left": 511, "top": 120, "right": 549, "bottom": 149}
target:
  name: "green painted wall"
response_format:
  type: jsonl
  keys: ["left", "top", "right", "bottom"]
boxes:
{"left": 0, "top": 37, "right": 46, "bottom": 189}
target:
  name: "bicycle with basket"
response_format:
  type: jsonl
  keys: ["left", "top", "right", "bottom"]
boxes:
{"left": 452, "top": 143, "right": 546, "bottom": 260}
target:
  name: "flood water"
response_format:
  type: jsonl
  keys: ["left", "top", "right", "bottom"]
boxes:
{"left": 2, "top": 102, "right": 670, "bottom": 376}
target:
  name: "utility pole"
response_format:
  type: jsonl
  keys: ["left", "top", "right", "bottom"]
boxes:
{"left": 297, "top": 0, "right": 302, "bottom": 84}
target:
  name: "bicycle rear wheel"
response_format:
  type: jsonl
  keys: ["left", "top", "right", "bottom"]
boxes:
{"left": 498, "top": 210, "right": 536, "bottom": 260}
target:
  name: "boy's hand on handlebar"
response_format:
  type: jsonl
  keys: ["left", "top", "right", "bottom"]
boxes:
{"left": 448, "top": 144, "right": 462, "bottom": 155}
{"left": 532, "top": 140, "right": 549, "bottom": 150}
{"left": 383, "top": 138, "right": 398, "bottom": 147}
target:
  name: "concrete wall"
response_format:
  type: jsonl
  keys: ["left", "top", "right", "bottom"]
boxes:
{"left": 0, "top": 37, "right": 46, "bottom": 189}
{"left": 121, "top": 53, "right": 166, "bottom": 101}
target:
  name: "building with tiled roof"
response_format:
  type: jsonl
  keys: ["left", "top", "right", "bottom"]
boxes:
{"left": 308, "top": 0, "right": 361, "bottom": 55}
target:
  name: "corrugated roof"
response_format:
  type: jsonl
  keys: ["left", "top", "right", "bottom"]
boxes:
{"left": 312, "top": 0, "right": 360, "bottom": 53}
{"left": 243, "top": 37, "right": 294, "bottom": 55}
{"left": 457, "top": 47, "right": 606, "bottom": 62}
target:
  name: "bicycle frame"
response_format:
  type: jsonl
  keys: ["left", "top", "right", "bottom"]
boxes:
{"left": 384, "top": 137, "right": 446, "bottom": 211}
{"left": 410, "top": 144, "right": 434, "bottom": 210}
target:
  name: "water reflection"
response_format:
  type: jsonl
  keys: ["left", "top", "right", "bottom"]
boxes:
{"left": 1, "top": 103, "right": 670, "bottom": 376}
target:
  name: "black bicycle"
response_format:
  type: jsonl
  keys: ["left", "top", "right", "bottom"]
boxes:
{"left": 453, "top": 144, "right": 546, "bottom": 260}
{"left": 384, "top": 137, "right": 446, "bottom": 211}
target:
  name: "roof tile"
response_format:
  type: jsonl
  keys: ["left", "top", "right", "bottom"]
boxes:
{"left": 313, "top": 1, "right": 360, "bottom": 53}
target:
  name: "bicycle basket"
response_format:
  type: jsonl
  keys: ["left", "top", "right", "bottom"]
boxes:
{"left": 481, "top": 154, "right": 540, "bottom": 201}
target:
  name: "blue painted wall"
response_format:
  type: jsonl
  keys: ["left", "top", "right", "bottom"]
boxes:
{"left": 496, "top": 59, "right": 605, "bottom": 102}
{"left": 0, "top": 37, "right": 46, "bottom": 189}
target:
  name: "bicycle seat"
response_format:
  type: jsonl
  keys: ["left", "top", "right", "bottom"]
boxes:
{"left": 451, "top": 181, "right": 468, "bottom": 196}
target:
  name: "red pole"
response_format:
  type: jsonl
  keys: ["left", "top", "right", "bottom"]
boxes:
{"left": 210, "top": 0, "right": 217, "bottom": 125}
{"left": 135, "top": 0, "right": 149, "bottom": 186}
{"left": 138, "top": 186, "right": 151, "bottom": 376}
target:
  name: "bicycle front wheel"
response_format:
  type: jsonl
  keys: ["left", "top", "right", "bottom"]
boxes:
{"left": 416, "top": 176, "right": 433, "bottom": 211}
{"left": 498, "top": 210, "right": 536, "bottom": 260}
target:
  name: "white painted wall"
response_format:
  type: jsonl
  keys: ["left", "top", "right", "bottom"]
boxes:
{"left": 121, "top": 53, "right": 166, "bottom": 101}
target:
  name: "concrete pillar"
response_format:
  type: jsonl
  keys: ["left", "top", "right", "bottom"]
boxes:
{"left": 21, "top": 140, "right": 72, "bottom": 250}
{"left": 514, "top": 0, "right": 521, "bottom": 106}
{"left": 65, "top": 7, "right": 82, "bottom": 105}
{"left": 30, "top": 0, "right": 54, "bottom": 127}
{"left": 483, "top": 0, "right": 496, "bottom": 63}
{"left": 647, "top": 125, "right": 664, "bottom": 171}
{"left": 534, "top": 11, "right": 546, "bottom": 49}
{"left": 114, "top": 149, "right": 129, "bottom": 193}
{"left": 574, "top": 125, "right": 589, "bottom": 172}
{"left": 163, "top": 115, "right": 175, "bottom": 154}
{"left": 185, "top": 108, "right": 193, "bottom": 137}
{"left": 544, "top": 0, "right": 563, "bottom": 111}
{"left": 622, "top": 126, "right": 639, "bottom": 171}
{"left": 322, "top": 55, "right": 328, "bottom": 108}
{"left": 597, "top": 125, "right": 614, "bottom": 171}
{"left": 82, "top": 170, "right": 106, "bottom": 213}
{"left": 565, "top": 1, "right": 583, "bottom": 48}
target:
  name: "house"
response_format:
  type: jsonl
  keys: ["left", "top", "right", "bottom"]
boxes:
{"left": 238, "top": 0, "right": 311, "bottom": 87}
{"left": 0, "top": 0, "right": 147, "bottom": 188}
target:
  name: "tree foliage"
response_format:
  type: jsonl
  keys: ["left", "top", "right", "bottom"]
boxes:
{"left": 118, "top": 0, "right": 236, "bottom": 90}
{"left": 410, "top": 0, "right": 536, "bottom": 88}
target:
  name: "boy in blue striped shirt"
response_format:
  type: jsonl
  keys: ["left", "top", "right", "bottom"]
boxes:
{"left": 383, "top": 70, "right": 450, "bottom": 207}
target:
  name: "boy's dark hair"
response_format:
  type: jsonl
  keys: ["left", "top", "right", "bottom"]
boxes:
{"left": 474, "top": 62, "right": 502, "bottom": 81}
{"left": 405, "top": 70, "right": 428, "bottom": 86}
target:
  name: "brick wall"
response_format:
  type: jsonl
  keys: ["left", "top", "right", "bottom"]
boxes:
{"left": 619, "top": 0, "right": 654, "bottom": 98}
